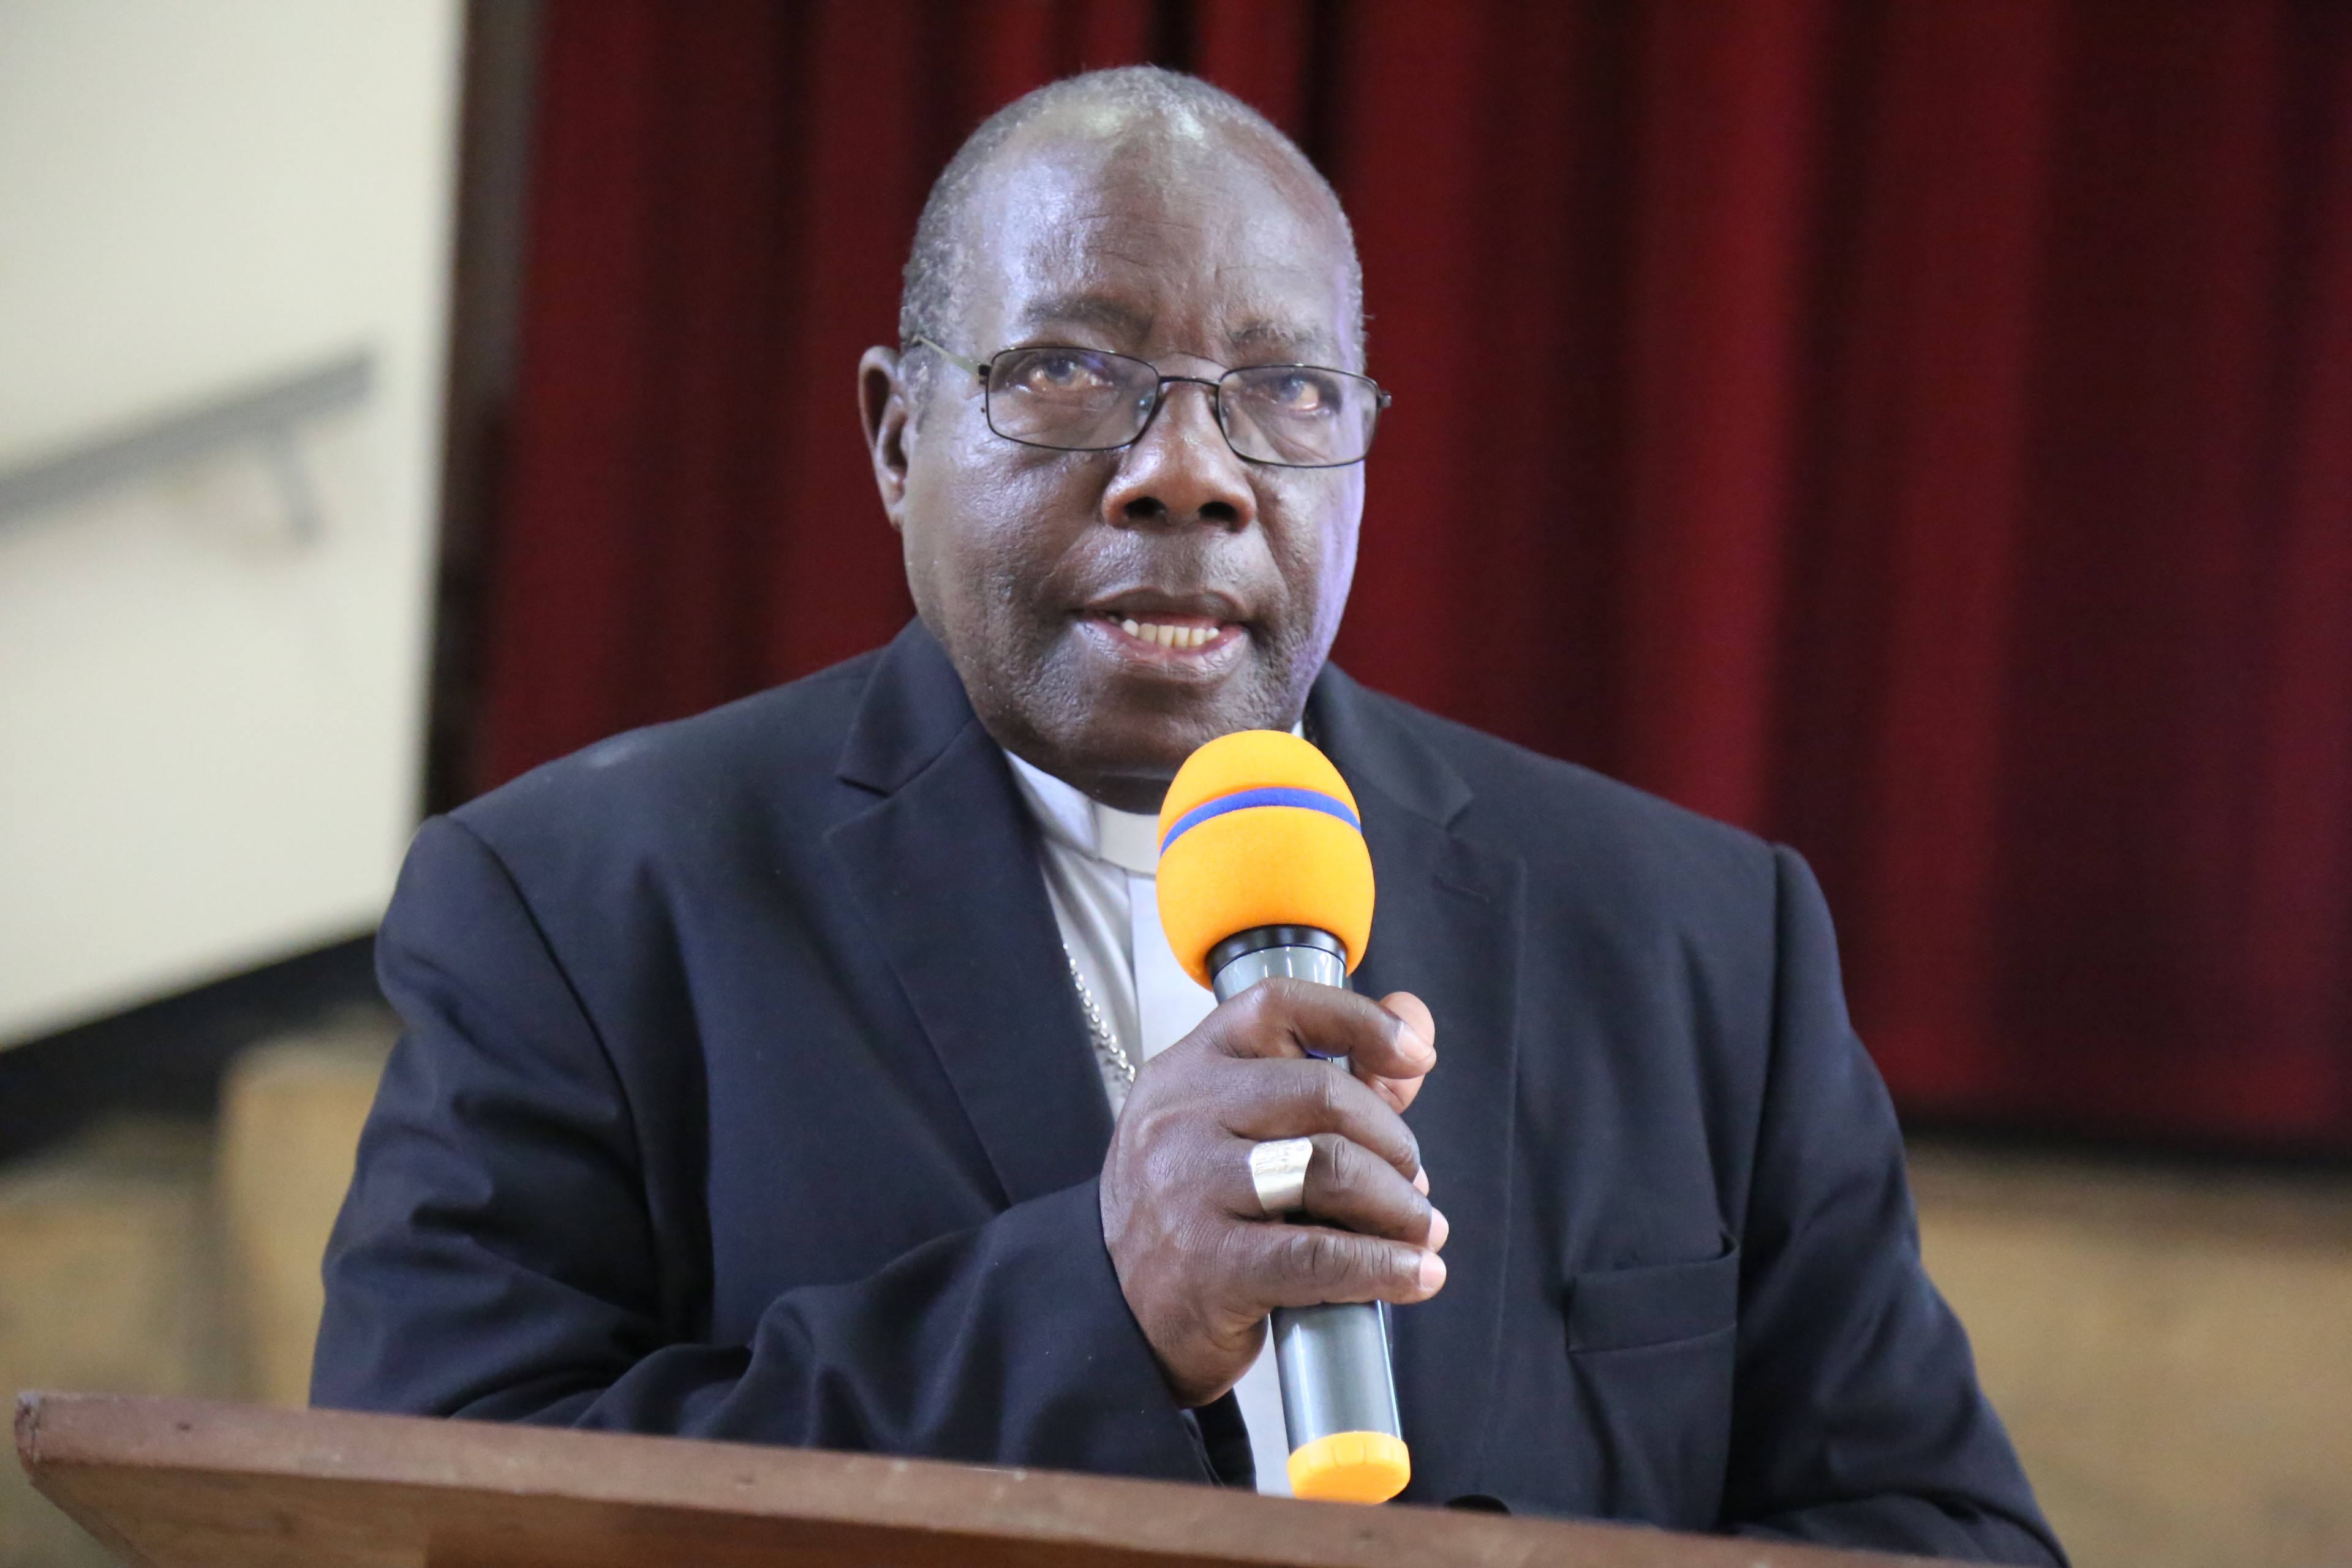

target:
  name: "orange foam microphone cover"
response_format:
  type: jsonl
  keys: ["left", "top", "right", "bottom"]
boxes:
{"left": 1155, "top": 730, "right": 1375, "bottom": 989}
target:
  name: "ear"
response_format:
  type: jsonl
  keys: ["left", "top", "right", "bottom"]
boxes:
{"left": 859, "top": 345, "right": 914, "bottom": 533}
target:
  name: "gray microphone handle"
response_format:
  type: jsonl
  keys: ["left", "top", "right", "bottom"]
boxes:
{"left": 1212, "top": 932, "right": 1406, "bottom": 1455}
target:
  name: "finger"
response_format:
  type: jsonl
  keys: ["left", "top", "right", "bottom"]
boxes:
{"left": 1380, "top": 991, "right": 1436, "bottom": 1055}
{"left": 1219, "top": 1055, "right": 1423, "bottom": 1182}
{"left": 1268, "top": 1133, "right": 1440, "bottom": 1246}
{"left": 1354, "top": 991, "right": 1437, "bottom": 1112}
{"left": 1225, "top": 1221, "right": 1447, "bottom": 1311}
{"left": 1202, "top": 979, "right": 1438, "bottom": 1084}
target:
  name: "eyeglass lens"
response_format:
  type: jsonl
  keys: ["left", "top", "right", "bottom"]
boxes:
{"left": 982, "top": 347, "right": 1381, "bottom": 467}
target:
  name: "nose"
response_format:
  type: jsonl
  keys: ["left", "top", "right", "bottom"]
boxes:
{"left": 1099, "top": 378, "right": 1257, "bottom": 532}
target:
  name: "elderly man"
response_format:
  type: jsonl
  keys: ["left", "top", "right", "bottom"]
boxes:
{"left": 316, "top": 67, "right": 2061, "bottom": 1564}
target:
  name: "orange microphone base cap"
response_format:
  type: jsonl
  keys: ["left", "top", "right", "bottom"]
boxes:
{"left": 1286, "top": 1430, "right": 1411, "bottom": 1504}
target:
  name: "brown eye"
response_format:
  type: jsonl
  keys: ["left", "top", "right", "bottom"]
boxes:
{"left": 1010, "top": 350, "right": 1113, "bottom": 396}
{"left": 1281, "top": 373, "right": 1326, "bottom": 410}
{"left": 1256, "top": 368, "right": 1341, "bottom": 417}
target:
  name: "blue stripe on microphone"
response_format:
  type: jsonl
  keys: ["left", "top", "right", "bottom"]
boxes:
{"left": 1159, "top": 786, "right": 1362, "bottom": 856}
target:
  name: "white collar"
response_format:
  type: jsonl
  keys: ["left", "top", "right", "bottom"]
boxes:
{"left": 1001, "top": 721, "right": 1310, "bottom": 880}
{"left": 1003, "top": 750, "right": 1163, "bottom": 876}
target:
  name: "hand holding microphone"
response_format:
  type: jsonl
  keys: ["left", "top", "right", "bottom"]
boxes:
{"left": 1098, "top": 731, "right": 1442, "bottom": 1505}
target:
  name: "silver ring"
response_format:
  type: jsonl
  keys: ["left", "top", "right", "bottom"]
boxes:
{"left": 1249, "top": 1137, "right": 1314, "bottom": 1217}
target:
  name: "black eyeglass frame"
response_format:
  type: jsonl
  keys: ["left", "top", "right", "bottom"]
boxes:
{"left": 911, "top": 336, "right": 1391, "bottom": 470}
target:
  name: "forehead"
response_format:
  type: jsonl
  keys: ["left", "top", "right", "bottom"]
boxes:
{"left": 959, "top": 116, "right": 1356, "bottom": 365}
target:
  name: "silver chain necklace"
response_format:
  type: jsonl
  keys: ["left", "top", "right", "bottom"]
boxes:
{"left": 1063, "top": 947, "right": 1137, "bottom": 1085}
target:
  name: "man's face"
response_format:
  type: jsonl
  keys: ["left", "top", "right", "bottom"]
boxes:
{"left": 862, "top": 118, "right": 1365, "bottom": 813}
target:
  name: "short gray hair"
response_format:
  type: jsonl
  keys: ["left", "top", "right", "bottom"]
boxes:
{"left": 898, "top": 66, "right": 1363, "bottom": 391}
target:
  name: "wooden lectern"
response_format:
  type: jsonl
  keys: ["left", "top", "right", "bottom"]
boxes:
{"left": 18, "top": 1392, "right": 1932, "bottom": 1567}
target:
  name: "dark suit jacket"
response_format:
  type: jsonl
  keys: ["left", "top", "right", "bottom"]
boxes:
{"left": 315, "top": 620, "right": 2061, "bottom": 1564}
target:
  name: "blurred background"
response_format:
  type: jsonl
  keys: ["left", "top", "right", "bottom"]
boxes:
{"left": 1, "top": 2, "right": 2346, "bottom": 1566}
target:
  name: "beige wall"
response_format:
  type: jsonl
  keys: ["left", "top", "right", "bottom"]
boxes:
{"left": 0, "top": 1121, "right": 237, "bottom": 1568}
{"left": 1913, "top": 1141, "right": 2352, "bottom": 1568}
{"left": 0, "top": 0, "right": 461, "bottom": 1045}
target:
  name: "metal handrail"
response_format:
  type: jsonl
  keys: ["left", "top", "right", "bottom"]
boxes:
{"left": 0, "top": 350, "right": 374, "bottom": 537}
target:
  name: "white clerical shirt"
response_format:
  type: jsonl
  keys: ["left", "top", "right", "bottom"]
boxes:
{"left": 1003, "top": 750, "right": 1294, "bottom": 1495}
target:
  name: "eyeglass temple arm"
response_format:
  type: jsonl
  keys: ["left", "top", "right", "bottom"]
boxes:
{"left": 910, "top": 336, "right": 988, "bottom": 379}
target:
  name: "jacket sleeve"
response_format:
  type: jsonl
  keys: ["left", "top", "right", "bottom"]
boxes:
{"left": 1717, "top": 847, "right": 2067, "bottom": 1566}
{"left": 311, "top": 815, "right": 1212, "bottom": 1482}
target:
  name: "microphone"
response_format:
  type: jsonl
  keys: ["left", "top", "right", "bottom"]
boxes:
{"left": 1156, "top": 729, "right": 1409, "bottom": 1506}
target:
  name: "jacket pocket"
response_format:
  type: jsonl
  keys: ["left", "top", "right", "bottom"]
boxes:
{"left": 1558, "top": 1238, "right": 1740, "bottom": 1528}
{"left": 1565, "top": 1237, "right": 1740, "bottom": 1352}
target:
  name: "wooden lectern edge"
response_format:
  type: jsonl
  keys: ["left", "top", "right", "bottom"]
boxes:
{"left": 17, "top": 1391, "right": 1944, "bottom": 1568}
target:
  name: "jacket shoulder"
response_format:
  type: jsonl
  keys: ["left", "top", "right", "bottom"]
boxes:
{"left": 1340, "top": 684, "right": 1781, "bottom": 916}
{"left": 450, "top": 649, "right": 884, "bottom": 853}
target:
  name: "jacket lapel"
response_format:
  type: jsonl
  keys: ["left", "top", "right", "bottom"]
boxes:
{"left": 826, "top": 624, "right": 1115, "bottom": 1208}
{"left": 822, "top": 629, "right": 1521, "bottom": 1493}
{"left": 1313, "top": 667, "right": 1525, "bottom": 1504}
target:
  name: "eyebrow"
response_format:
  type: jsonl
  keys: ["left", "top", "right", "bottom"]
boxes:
{"left": 1010, "top": 294, "right": 1155, "bottom": 339}
{"left": 1227, "top": 320, "right": 1341, "bottom": 364}
{"left": 1011, "top": 297, "right": 1344, "bottom": 366}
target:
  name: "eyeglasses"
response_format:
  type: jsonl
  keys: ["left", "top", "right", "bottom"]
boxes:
{"left": 912, "top": 337, "right": 1390, "bottom": 469}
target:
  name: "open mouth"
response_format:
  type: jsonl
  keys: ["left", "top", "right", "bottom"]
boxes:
{"left": 1076, "top": 597, "right": 1250, "bottom": 665}
{"left": 1098, "top": 611, "right": 1231, "bottom": 651}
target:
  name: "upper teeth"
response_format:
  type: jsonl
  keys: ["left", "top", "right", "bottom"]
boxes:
{"left": 1120, "top": 619, "right": 1215, "bottom": 650}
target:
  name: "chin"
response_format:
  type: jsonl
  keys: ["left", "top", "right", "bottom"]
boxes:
{"left": 1090, "top": 688, "right": 1287, "bottom": 778}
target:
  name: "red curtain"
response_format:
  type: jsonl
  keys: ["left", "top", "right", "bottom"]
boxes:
{"left": 472, "top": 0, "right": 2352, "bottom": 1148}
